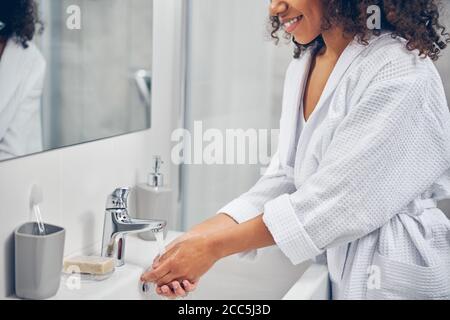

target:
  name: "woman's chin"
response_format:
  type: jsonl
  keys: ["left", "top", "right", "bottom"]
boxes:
{"left": 293, "top": 34, "right": 319, "bottom": 46}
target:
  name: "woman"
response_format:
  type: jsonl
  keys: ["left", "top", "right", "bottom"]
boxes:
{"left": 142, "top": 0, "right": 450, "bottom": 299}
{"left": 0, "top": 0, "right": 45, "bottom": 160}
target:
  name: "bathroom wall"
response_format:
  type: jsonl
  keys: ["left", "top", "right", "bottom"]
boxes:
{"left": 0, "top": 0, "right": 185, "bottom": 298}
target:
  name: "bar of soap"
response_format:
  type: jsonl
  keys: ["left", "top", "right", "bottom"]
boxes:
{"left": 63, "top": 256, "right": 115, "bottom": 275}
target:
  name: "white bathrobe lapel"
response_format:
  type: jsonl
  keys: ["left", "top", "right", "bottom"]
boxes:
{"left": 278, "top": 49, "right": 313, "bottom": 176}
{"left": 291, "top": 35, "right": 390, "bottom": 282}
{"left": 293, "top": 39, "right": 372, "bottom": 179}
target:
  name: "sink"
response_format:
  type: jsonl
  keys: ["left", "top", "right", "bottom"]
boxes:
{"left": 52, "top": 264, "right": 144, "bottom": 300}
{"left": 50, "top": 231, "right": 330, "bottom": 300}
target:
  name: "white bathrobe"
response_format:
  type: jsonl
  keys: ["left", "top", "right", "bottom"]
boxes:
{"left": 219, "top": 32, "right": 450, "bottom": 300}
{"left": 0, "top": 39, "right": 45, "bottom": 160}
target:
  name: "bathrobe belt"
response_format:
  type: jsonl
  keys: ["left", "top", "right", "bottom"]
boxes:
{"left": 398, "top": 198, "right": 438, "bottom": 217}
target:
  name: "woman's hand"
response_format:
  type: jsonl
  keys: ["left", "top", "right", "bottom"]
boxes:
{"left": 152, "top": 231, "right": 198, "bottom": 264}
{"left": 142, "top": 214, "right": 274, "bottom": 298}
{"left": 141, "top": 233, "right": 220, "bottom": 288}
{"left": 155, "top": 280, "right": 198, "bottom": 299}
{"left": 144, "top": 213, "right": 239, "bottom": 299}
{"left": 151, "top": 233, "right": 199, "bottom": 299}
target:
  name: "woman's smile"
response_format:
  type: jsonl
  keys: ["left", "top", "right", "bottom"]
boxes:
{"left": 270, "top": 0, "right": 324, "bottom": 44}
{"left": 282, "top": 15, "right": 304, "bottom": 33}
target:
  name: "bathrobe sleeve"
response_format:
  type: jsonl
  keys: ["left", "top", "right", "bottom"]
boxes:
{"left": 263, "top": 72, "right": 450, "bottom": 265}
{"left": 217, "top": 151, "right": 297, "bottom": 223}
{"left": 0, "top": 48, "right": 45, "bottom": 159}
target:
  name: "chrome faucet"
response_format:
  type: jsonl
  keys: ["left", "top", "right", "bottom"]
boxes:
{"left": 101, "top": 187, "right": 166, "bottom": 267}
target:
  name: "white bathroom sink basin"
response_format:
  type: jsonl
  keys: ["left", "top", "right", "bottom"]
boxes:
{"left": 51, "top": 231, "right": 329, "bottom": 300}
{"left": 52, "top": 263, "right": 144, "bottom": 300}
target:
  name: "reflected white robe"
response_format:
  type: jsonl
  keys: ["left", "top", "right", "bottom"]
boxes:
{"left": 219, "top": 33, "right": 450, "bottom": 299}
{"left": 0, "top": 40, "right": 45, "bottom": 160}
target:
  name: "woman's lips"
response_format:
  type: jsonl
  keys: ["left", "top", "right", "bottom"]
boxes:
{"left": 283, "top": 15, "right": 303, "bottom": 33}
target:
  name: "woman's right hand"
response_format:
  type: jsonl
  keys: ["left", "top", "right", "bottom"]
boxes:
{"left": 152, "top": 231, "right": 199, "bottom": 264}
{"left": 151, "top": 213, "right": 237, "bottom": 299}
{"left": 152, "top": 232, "right": 199, "bottom": 299}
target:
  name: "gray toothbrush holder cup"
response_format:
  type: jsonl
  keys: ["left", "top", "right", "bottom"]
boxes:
{"left": 15, "top": 222, "right": 65, "bottom": 299}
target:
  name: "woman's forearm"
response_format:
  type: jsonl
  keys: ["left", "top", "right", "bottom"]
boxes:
{"left": 182, "top": 213, "right": 275, "bottom": 259}
{"left": 209, "top": 214, "right": 275, "bottom": 259}
{"left": 142, "top": 214, "right": 275, "bottom": 287}
{"left": 189, "top": 213, "right": 238, "bottom": 235}
{"left": 163, "top": 213, "right": 238, "bottom": 255}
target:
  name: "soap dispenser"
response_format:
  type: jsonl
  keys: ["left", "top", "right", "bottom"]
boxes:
{"left": 136, "top": 156, "right": 172, "bottom": 241}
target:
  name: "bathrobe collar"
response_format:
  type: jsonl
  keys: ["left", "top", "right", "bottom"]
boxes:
{"left": 280, "top": 33, "right": 392, "bottom": 173}
{"left": 0, "top": 39, "right": 30, "bottom": 115}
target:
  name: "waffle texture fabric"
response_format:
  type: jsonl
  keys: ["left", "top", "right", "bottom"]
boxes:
{"left": 218, "top": 33, "right": 450, "bottom": 299}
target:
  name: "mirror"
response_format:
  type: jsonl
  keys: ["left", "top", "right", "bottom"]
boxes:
{"left": 0, "top": 0, "right": 153, "bottom": 162}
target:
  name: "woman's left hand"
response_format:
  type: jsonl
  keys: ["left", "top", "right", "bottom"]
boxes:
{"left": 140, "top": 234, "right": 220, "bottom": 287}
{"left": 155, "top": 280, "right": 198, "bottom": 299}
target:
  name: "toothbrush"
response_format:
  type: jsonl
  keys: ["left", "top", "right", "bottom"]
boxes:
{"left": 33, "top": 204, "right": 46, "bottom": 235}
{"left": 30, "top": 184, "right": 46, "bottom": 235}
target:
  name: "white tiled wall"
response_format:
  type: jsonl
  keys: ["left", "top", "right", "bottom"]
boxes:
{"left": 0, "top": 0, "right": 184, "bottom": 298}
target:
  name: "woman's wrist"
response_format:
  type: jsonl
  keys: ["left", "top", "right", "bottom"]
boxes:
{"left": 207, "top": 230, "right": 229, "bottom": 261}
{"left": 186, "top": 213, "right": 245, "bottom": 261}
{"left": 206, "top": 221, "right": 248, "bottom": 260}
{"left": 206, "top": 214, "right": 275, "bottom": 261}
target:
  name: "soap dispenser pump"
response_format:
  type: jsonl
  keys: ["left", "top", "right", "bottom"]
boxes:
{"left": 136, "top": 156, "right": 172, "bottom": 241}
{"left": 148, "top": 156, "right": 164, "bottom": 188}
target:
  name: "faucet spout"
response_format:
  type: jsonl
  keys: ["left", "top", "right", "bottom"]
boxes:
{"left": 101, "top": 188, "right": 167, "bottom": 267}
{"left": 126, "top": 218, "right": 166, "bottom": 234}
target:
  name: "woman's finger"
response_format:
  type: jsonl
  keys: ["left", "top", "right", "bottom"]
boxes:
{"left": 155, "top": 286, "right": 163, "bottom": 295}
{"left": 183, "top": 280, "right": 198, "bottom": 292}
{"left": 160, "top": 285, "right": 177, "bottom": 299}
{"left": 156, "top": 272, "right": 178, "bottom": 287}
{"left": 172, "top": 281, "right": 187, "bottom": 297}
{"left": 140, "top": 263, "right": 170, "bottom": 283}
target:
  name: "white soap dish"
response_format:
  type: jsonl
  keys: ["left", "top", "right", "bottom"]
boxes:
{"left": 61, "top": 269, "right": 115, "bottom": 282}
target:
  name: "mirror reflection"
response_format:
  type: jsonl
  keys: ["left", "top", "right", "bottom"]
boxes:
{"left": 0, "top": 0, "right": 153, "bottom": 162}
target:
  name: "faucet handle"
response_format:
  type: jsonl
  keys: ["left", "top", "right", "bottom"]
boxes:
{"left": 106, "top": 187, "right": 131, "bottom": 210}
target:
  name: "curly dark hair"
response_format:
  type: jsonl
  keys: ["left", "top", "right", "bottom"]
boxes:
{"left": 0, "top": 0, "right": 43, "bottom": 48}
{"left": 270, "top": 0, "right": 450, "bottom": 61}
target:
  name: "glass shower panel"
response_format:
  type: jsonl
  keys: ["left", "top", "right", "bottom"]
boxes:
{"left": 181, "top": 0, "right": 293, "bottom": 229}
